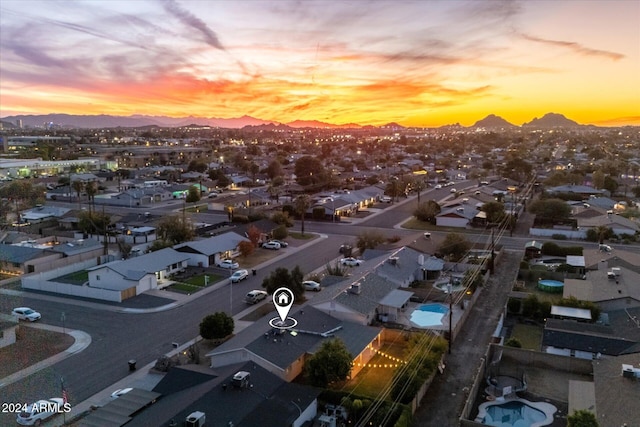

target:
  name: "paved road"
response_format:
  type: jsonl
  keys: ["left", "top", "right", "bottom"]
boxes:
{"left": 0, "top": 233, "right": 347, "bottom": 425}
{"left": 412, "top": 250, "right": 523, "bottom": 426}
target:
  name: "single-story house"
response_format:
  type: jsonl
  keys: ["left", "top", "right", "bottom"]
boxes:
{"left": 207, "top": 306, "right": 382, "bottom": 382}
{"left": 174, "top": 232, "right": 249, "bottom": 267}
{"left": 124, "top": 362, "right": 321, "bottom": 427}
{"left": 87, "top": 247, "right": 189, "bottom": 297}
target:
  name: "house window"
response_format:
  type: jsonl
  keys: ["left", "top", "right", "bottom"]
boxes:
{"left": 96, "top": 275, "right": 100, "bottom": 280}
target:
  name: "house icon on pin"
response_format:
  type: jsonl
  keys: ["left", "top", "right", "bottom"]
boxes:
{"left": 276, "top": 292, "right": 289, "bottom": 305}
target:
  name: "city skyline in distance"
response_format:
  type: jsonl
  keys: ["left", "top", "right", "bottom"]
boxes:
{"left": 1, "top": 0, "right": 639, "bottom": 127}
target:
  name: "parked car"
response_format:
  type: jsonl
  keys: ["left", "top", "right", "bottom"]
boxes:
{"left": 450, "top": 188, "right": 457, "bottom": 193}
{"left": 217, "top": 259, "right": 239, "bottom": 269}
{"left": 303, "top": 280, "right": 321, "bottom": 292}
{"left": 12, "top": 307, "right": 41, "bottom": 322}
{"left": 245, "top": 290, "right": 268, "bottom": 304}
{"left": 340, "top": 257, "right": 363, "bottom": 267}
{"left": 110, "top": 388, "right": 133, "bottom": 399}
{"left": 434, "top": 184, "right": 443, "bottom": 189}
{"left": 270, "top": 239, "right": 288, "bottom": 248}
{"left": 380, "top": 196, "right": 392, "bottom": 203}
{"left": 599, "top": 244, "right": 613, "bottom": 252}
{"left": 339, "top": 244, "right": 353, "bottom": 255}
{"left": 16, "top": 398, "right": 65, "bottom": 426}
{"left": 261, "top": 241, "right": 281, "bottom": 250}
{"left": 230, "top": 269, "right": 249, "bottom": 283}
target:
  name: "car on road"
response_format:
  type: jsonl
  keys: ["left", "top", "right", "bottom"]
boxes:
{"left": 339, "top": 244, "right": 353, "bottom": 255}
{"left": 434, "top": 184, "right": 442, "bottom": 189}
{"left": 340, "top": 257, "right": 363, "bottom": 267}
{"left": 244, "top": 290, "right": 268, "bottom": 304}
{"left": 269, "top": 239, "right": 288, "bottom": 248}
{"left": 217, "top": 259, "right": 239, "bottom": 269}
{"left": 303, "top": 280, "right": 321, "bottom": 292}
{"left": 16, "top": 397, "right": 65, "bottom": 426}
{"left": 599, "top": 244, "right": 613, "bottom": 252}
{"left": 230, "top": 269, "right": 249, "bottom": 283}
{"left": 450, "top": 188, "right": 457, "bottom": 193}
{"left": 12, "top": 307, "right": 41, "bottom": 322}
{"left": 261, "top": 241, "right": 281, "bottom": 250}
{"left": 110, "top": 388, "right": 133, "bottom": 399}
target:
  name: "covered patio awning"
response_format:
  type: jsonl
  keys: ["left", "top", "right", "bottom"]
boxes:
{"left": 379, "top": 289, "right": 413, "bottom": 308}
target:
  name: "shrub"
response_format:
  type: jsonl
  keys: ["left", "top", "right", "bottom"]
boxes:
{"left": 507, "top": 298, "right": 521, "bottom": 314}
{"left": 312, "top": 207, "right": 326, "bottom": 220}
{"left": 505, "top": 338, "right": 522, "bottom": 348}
{"left": 271, "top": 211, "right": 294, "bottom": 227}
{"left": 232, "top": 214, "right": 250, "bottom": 224}
{"left": 272, "top": 224, "right": 288, "bottom": 240}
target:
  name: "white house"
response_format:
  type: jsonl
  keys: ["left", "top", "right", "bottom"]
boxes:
{"left": 174, "top": 232, "right": 249, "bottom": 267}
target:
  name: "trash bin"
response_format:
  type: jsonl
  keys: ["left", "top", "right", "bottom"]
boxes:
{"left": 252, "top": 269, "right": 256, "bottom": 276}
{"left": 128, "top": 359, "right": 136, "bottom": 371}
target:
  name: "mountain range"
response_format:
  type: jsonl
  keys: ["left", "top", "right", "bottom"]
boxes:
{"left": 0, "top": 112, "right": 598, "bottom": 130}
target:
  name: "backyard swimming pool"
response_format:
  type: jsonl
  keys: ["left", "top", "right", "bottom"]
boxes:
{"left": 409, "top": 303, "right": 449, "bottom": 327}
{"left": 477, "top": 398, "right": 557, "bottom": 427}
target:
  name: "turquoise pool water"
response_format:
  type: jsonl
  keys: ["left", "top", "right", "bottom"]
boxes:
{"left": 483, "top": 401, "right": 546, "bottom": 427}
{"left": 409, "top": 303, "right": 449, "bottom": 327}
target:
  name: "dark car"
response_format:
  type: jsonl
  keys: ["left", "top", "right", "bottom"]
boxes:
{"left": 339, "top": 244, "right": 353, "bottom": 255}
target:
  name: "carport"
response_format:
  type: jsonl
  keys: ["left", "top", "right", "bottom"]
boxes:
{"left": 80, "top": 388, "right": 161, "bottom": 427}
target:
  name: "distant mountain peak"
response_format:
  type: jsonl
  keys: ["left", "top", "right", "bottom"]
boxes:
{"left": 472, "top": 114, "right": 515, "bottom": 128}
{"left": 523, "top": 112, "right": 580, "bottom": 128}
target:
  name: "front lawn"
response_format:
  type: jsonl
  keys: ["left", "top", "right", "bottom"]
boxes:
{"left": 289, "top": 232, "right": 317, "bottom": 240}
{"left": 52, "top": 270, "right": 89, "bottom": 285}
{"left": 184, "top": 274, "right": 222, "bottom": 287}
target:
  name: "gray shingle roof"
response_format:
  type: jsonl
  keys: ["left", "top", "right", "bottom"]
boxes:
{"left": 89, "top": 247, "right": 189, "bottom": 279}
{"left": 334, "top": 273, "right": 398, "bottom": 316}
{"left": 174, "top": 232, "right": 248, "bottom": 256}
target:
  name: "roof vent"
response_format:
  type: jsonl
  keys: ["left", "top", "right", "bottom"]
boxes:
{"left": 185, "top": 411, "right": 206, "bottom": 427}
{"left": 349, "top": 283, "right": 361, "bottom": 295}
{"left": 388, "top": 256, "right": 399, "bottom": 265}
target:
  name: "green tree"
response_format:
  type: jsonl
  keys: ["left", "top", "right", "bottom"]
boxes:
{"left": 413, "top": 200, "right": 441, "bottom": 223}
{"left": 265, "top": 159, "right": 283, "bottom": 180}
{"left": 411, "top": 178, "right": 427, "bottom": 203}
{"left": 592, "top": 170, "right": 605, "bottom": 189}
{"left": 294, "top": 156, "right": 327, "bottom": 187}
{"left": 356, "top": 230, "right": 386, "bottom": 254}
{"left": 385, "top": 178, "right": 402, "bottom": 203}
{"left": 505, "top": 338, "right": 522, "bottom": 348}
{"left": 567, "top": 409, "right": 598, "bottom": 427}
{"left": 78, "top": 210, "right": 111, "bottom": 234}
{"left": 528, "top": 198, "right": 572, "bottom": 222}
{"left": 438, "top": 233, "right": 471, "bottom": 262}
{"left": 156, "top": 215, "right": 194, "bottom": 245}
{"left": 305, "top": 338, "right": 352, "bottom": 387}
{"left": 603, "top": 175, "right": 619, "bottom": 195}
{"left": 294, "top": 194, "right": 311, "bottom": 235}
{"left": 261, "top": 267, "right": 305, "bottom": 300}
{"left": 186, "top": 186, "right": 201, "bottom": 203}
{"left": 199, "top": 312, "right": 234, "bottom": 340}
{"left": 481, "top": 201, "right": 506, "bottom": 223}
{"left": 188, "top": 159, "right": 208, "bottom": 173}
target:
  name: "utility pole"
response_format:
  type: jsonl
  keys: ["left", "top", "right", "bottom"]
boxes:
{"left": 447, "top": 282, "right": 453, "bottom": 354}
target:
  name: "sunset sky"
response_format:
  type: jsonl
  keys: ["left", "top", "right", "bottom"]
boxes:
{"left": 1, "top": 0, "right": 639, "bottom": 127}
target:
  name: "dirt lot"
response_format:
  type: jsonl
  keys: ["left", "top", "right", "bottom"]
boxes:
{"left": 0, "top": 325, "right": 74, "bottom": 378}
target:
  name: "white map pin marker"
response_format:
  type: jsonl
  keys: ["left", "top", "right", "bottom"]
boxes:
{"left": 273, "top": 287, "right": 294, "bottom": 322}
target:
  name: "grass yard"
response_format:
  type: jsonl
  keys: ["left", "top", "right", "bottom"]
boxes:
{"left": 52, "top": 270, "right": 89, "bottom": 285}
{"left": 343, "top": 354, "right": 398, "bottom": 399}
{"left": 341, "top": 342, "right": 408, "bottom": 399}
{"left": 510, "top": 323, "right": 543, "bottom": 350}
{"left": 167, "top": 273, "right": 223, "bottom": 294}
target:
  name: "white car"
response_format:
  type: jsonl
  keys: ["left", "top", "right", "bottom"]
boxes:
{"left": 261, "top": 241, "right": 281, "bottom": 250}
{"left": 245, "top": 290, "right": 268, "bottom": 304}
{"left": 450, "top": 188, "right": 457, "bottom": 193}
{"left": 16, "top": 397, "right": 65, "bottom": 426}
{"left": 110, "top": 388, "right": 133, "bottom": 399}
{"left": 12, "top": 307, "right": 41, "bottom": 322}
{"left": 230, "top": 269, "right": 249, "bottom": 283}
{"left": 217, "top": 259, "right": 239, "bottom": 269}
{"left": 434, "top": 184, "right": 442, "bottom": 189}
{"left": 340, "top": 257, "right": 363, "bottom": 267}
{"left": 303, "top": 280, "right": 321, "bottom": 292}
{"left": 380, "top": 196, "right": 392, "bottom": 203}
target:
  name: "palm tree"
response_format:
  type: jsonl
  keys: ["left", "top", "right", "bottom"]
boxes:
{"left": 294, "top": 194, "right": 311, "bottom": 236}
{"left": 85, "top": 182, "right": 98, "bottom": 213}
{"left": 71, "top": 180, "right": 84, "bottom": 210}
{"left": 412, "top": 178, "right": 426, "bottom": 204}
